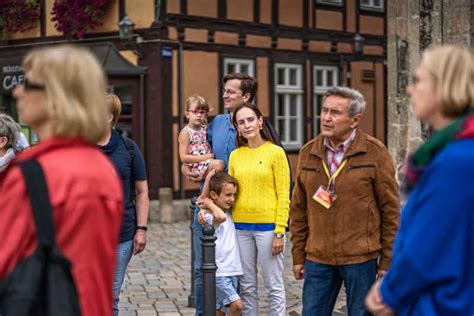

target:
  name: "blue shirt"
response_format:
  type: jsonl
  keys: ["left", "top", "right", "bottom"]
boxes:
{"left": 206, "top": 114, "right": 236, "bottom": 169}
{"left": 380, "top": 139, "right": 474, "bottom": 316}
{"left": 99, "top": 130, "right": 147, "bottom": 243}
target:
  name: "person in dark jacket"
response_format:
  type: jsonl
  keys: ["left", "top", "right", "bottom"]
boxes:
{"left": 97, "top": 94, "right": 149, "bottom": 316}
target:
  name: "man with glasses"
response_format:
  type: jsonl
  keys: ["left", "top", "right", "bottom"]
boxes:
{"left": 182, "top": 72, "right": 284, "bottom": 315}
{"left": 290, "top": 87, "right": 399, "bottom": 316}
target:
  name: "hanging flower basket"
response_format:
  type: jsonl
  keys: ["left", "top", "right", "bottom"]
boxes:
{"left": 51, "top": 0, "right": 111, "bottom": 39}
{"left": 0, "top": 0, "right": 40, "bottom": 38}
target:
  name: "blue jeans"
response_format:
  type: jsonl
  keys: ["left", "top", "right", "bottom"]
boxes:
{"left": 193, "top": 206, "right": 203, "bottom": 316}
{"left": 113, "top": 239, "right": 134, "bottom": 316}
{"left": 302, "top": 259, "right": 377, "bottom": 316}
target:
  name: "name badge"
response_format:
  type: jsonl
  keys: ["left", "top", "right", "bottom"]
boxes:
{"left": 313, "top": 185, "right": 332, "bottom": 209}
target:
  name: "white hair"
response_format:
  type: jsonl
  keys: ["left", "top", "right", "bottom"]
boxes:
{"left": 323, "top": 86, "right": 366, "bottom": 117}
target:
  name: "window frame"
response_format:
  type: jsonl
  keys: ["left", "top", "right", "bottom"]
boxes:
{"left": 316, "top": 0, "right": 343, "bottom": 6}
{"left": 223, "top": 58, "right": 255, "bottom": 77}
{"left": 274, "top": 63, "right": 304, "bottom": 150}
{"left": 360, "top": 0, "right": 384, "bottom": 12}
{"left": 313, "top": 65, "right": 339, "bottom": 137}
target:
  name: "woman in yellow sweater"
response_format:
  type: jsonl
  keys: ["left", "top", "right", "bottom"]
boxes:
{"left": 229, "top": 103, "right": 290, "bottom": 315}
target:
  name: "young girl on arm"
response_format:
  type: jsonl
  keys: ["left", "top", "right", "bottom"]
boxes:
{"left": 178, "top": 95, "right": 225, "bottom": 202}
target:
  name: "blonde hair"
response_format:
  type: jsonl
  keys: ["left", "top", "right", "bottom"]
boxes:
{"left": 0, "top": 114, "right": 20, "bottom": 151}
{"left": 106, "top": 94, "right": 122, "bottom": 127}
{"left": 185, "top": 94, "right": 210, "bottom": 112}
{"left": 22, "top": 45, "right": 108, "bottom": 144}
{"left": 422, "top": 45, "right": 474, "bottom": 117}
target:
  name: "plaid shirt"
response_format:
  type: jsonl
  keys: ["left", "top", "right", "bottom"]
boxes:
{"left": 324, "top": 129, "right": 357, "bottom": 175}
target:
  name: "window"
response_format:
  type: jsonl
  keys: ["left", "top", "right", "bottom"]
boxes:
{"left": 313, "top": 66, "right": 339, "bottom": 137}
{"left": 223, "top": 58, "right": 255, "bottom": 77}
{"left": 360, "top": 0, "right": 384, "bottom": 11}
{"left": 274, "top": 63, "right": 303, "bottom": 149}
{"left": 317, "top": 0, "right": 343, "bottom": 6}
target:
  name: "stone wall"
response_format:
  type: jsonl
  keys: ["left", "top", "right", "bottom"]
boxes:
{"left": 387, "top": 0, "right": 474, "bottom": 182}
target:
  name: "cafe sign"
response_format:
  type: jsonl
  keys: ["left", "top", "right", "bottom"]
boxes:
{"left": 1, "top": 58, "right": 24, "bottom": 94}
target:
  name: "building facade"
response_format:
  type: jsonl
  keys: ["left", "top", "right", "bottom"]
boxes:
{"left": 386, "top": 0, "right": 474, "bottom": 182}
{"left": 0, "top": 0, "right": 388, "bottom": 198}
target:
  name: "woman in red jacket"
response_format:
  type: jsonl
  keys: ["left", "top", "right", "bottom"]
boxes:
{"left": 0, "top": 45, "right": 123, "bottom": 316}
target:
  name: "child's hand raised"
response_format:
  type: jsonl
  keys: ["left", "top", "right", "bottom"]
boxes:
{"left": 200, "top": 197, "right": 215, "bottom": 209}
{"left": 198, "top": 209, "right": 209, "bottom": 225}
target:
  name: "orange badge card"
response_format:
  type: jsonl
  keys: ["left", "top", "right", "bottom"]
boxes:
{"left": 313, "top": 185, "right": 332, "bottom": 209}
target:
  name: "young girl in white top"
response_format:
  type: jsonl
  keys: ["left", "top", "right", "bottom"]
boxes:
{"left": 178, "top": 95, "right": 225, "bottom": 201}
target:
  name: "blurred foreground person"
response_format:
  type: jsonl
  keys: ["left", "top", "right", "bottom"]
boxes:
{"left": 98, "top": 94, "right": 149, "bottom": 316}
{"left": 0, "top": 114, "right": 21, "bottom": 172}
{"left": 365, "top": 45, "right": 474, "bottom": 315}
{"left": 0, "top": 45, "right": 123, "bottom": 315}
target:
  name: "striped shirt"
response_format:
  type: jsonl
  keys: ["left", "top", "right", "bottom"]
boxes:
{"left": 323, "top": 129, "right": 357, "bottom": 175}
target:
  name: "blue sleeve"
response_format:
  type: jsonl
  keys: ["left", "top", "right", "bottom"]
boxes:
{"left": 132, "top": 141, "right": 147, "bottom": 181}
{"left": 380, "top": 147, "right": 473, "bottom": 309}
{"left": 207, "top": 117, "right": 214, "bottom": 148}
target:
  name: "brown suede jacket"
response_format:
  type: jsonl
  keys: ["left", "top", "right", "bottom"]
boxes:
{"left": 290, "top": 129, "right": 400, "bottom": 271}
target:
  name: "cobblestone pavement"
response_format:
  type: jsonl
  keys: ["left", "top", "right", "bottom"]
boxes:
{"left": 119, "top": 222, "right": 346, "bottom": 316}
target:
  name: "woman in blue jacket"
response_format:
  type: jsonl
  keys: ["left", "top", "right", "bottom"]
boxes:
{"left": 365, "top": 45, "right": 474, "bottom": 315}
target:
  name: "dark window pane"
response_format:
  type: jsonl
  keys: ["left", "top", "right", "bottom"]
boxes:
{"left": 290, "top": 118, "right": 298, "bottom": 141}
{"left": 289, "top": 68, "right": 297, "bottom": 86}
{"left": 278, "top": 119, "right": 286, "bottom": 141}
{"left": 278, "top": 94, "right": 286, "bottom": 116}
{"left": 317, "top": 94, "right": 324, "bottom": 113}
{"left": 289, "top": 95, "right": 298, "bottom": 116}
{"left": 241, "top": 64, "right": 249, "bottom": 74}
{"left": 327, "top": 71, "right": 333, "bottom": 87}
{"left": 316, "top": 70, "right": 323, "bottom": 87}
{"left": 227, "top": 64, "right": 236, "bottom": 74}
{"left": 277, "top": 68, "right": 286, "bottom": 85}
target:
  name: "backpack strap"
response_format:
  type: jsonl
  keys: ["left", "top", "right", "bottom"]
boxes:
{"left": 120, "top": 135, "right": 137, "bottom": 201}
{"left": 120, "top": 135, "right": 136, "bottom": 162}
{"left": 19, "top": 159, "right": 56, "bottom": 249}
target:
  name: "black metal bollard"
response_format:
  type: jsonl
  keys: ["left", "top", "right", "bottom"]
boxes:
{"left": 188, "top": 197, "right": 197, "bottom": 307}
{"left": 201, "top": 224, "right": 217, "bottom": 316}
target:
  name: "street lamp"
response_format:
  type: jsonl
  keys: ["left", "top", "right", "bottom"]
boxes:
{"left": 118, "top": 15, "right": 143, "bottom": 58}
{"left": 118, "top": 15, "right": 135, "bottom": 41}
{"left": 353, "top": 33, "right": 365, "bottom": 54}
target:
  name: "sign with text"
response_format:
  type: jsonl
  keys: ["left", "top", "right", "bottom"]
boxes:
{"left": 1, "top": 58, "right": 24, "bottom": 94}
{"left": 161, "top": 47, "right": 173, "bottom": 60}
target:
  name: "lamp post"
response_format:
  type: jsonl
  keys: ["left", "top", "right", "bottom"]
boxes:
{"left": 339, "top": 33, "right": 366, "bottom": 86}
{"left": 118, "top": 15, "right": 135, "bottom": 41}
{"left": 353, "top": 33, "right": 365, "bottom": 54}
{"left": 118, "top": 15, "right": 143, "bottom": 58}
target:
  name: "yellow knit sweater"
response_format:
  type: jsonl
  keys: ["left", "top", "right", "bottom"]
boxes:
{"left": 228, "top": 141, "right": 290, "bottom": 234}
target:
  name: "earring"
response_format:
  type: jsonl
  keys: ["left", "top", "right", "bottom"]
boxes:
{"left": 259, "top": 124, "right": 263, "bottom": 130}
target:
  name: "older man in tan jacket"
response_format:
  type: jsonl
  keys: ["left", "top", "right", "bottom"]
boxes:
{"left": 290, "top": 87, "right": 399, "bottom": 316}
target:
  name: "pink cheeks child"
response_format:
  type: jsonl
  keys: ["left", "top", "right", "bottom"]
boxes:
{"left": 178, "top": 95, "right": 225, "bottom": 202}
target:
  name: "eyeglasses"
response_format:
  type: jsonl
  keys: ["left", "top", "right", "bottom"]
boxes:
{"left": 222, "top": 89, "right": 241, "bottom": 96}
{"left": 23, "top": 78, "right": 45, "bottom": 92}
{"left": 188, "top": 109, "right": 208, "bottom": 115}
